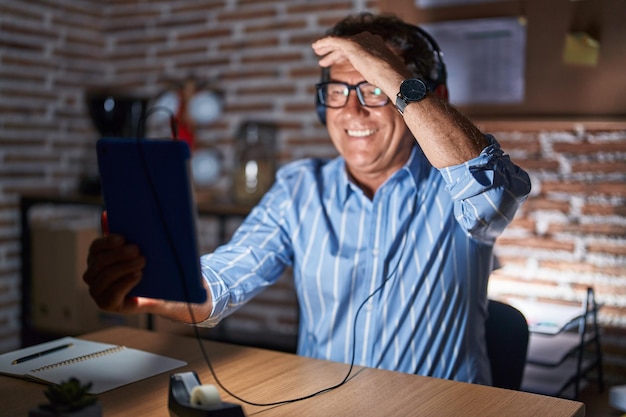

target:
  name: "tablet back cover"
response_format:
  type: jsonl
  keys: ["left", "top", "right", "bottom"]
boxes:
{"left": 96, "top": 137, "right": 207, "bottom": 303}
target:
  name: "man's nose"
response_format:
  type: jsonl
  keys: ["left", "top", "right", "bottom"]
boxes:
{"left": 343, "top": 90, "right": 369, "bottom": 115}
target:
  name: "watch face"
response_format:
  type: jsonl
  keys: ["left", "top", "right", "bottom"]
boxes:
{"left": 400, "top": 78, "right": 428, "bottom": 101}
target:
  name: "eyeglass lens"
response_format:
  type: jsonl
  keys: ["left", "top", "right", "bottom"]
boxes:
{"left": 319, "top": 82, "right": 388, "bottom": 108}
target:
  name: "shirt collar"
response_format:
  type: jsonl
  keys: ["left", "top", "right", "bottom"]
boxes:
{"left": 337, "top": 160, "right": 356, "bottom": 204}
{"left": 403, "top": 144, "right": 430, "bottom": 187}
{"left": 337, "top": 144, "right": 429, "bottom": 204}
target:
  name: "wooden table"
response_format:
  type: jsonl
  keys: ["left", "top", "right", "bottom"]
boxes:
{"left": 0, "top": 327, "right": 585, "bottom": 417}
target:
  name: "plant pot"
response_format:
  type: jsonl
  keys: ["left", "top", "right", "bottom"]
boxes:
{"left": 28, "top": 401, "right": 102, "bottom": 417}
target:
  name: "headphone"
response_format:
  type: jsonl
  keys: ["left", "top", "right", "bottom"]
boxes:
{"left": 315, "top": 25, "right": 447, "bottom": 125}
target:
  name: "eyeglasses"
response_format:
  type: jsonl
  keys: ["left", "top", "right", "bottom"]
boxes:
{"left": 315, "top": 81, "right": 390, "bottom": 109}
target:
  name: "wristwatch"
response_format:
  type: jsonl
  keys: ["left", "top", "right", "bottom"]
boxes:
{"left": 395, "top": 78, "right": 428, "bottom": 115}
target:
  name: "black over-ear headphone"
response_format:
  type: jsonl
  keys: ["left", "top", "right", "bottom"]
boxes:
{"left": 315, "top": 25, "right": 447, "bottom": 125}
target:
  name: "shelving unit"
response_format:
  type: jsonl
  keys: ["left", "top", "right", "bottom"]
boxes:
{"left": 19, "top": 193, "right": 252, "bottom": 347}
{"left": 508, "top": 287, "right": 604, "bottom": 400}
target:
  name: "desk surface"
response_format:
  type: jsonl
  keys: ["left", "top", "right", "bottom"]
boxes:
{"left": 0, "top": 327, "right": 585, "bottom": 417}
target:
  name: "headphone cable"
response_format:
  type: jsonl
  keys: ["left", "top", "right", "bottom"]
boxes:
{"left": 132, "top": 109, "right": 412, "bottom": 407}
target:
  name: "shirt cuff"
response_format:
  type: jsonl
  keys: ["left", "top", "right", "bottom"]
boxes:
{"left": 439, "top": 135, "right": 503, "bottom": 200}
{"left": 195, "top": 258, "right": 230, "bottom": 327}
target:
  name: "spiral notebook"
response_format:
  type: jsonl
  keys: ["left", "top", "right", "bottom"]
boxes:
{"left": 0, "top": 336, "right": 186, "bottom": 394}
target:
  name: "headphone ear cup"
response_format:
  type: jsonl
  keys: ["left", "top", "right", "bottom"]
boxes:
{"left": 316, "top": 96, "right": 326, "bottom": 125}
{"left": 412, "top": 26, "right": 447, "bottom": 92}
{"left": 316, "top": 67, "right": 329, "bottom": 125}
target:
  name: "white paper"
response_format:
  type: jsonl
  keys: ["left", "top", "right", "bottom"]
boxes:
{"left": 421, "top": 17, "right": 527, "bottom": 106}
{"left": 505, "top": 299, "right": 584, "bottom": 335}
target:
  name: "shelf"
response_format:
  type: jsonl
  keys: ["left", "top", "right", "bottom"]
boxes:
{"left": 517, "top": 287, "right": 604, "bottom": 400}
{"left": 506, "top": 298, "right": 584, "bottom": 335}
{"left": 522, "top": 357, "right": 596, "bottom": 398}
{"left": 19, "top": 193, "right": 252, "bottom": 347}
{"left": 527, "top": 331, "right": 598, "bottom": 366}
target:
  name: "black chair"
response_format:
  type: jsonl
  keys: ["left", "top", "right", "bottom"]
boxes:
{"left": 485, "top": 299, "right": 529, "bottom": 390}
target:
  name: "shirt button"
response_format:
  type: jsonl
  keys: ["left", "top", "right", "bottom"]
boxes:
{"left": 372, "top": 248, "right": 379, "bottom": 256}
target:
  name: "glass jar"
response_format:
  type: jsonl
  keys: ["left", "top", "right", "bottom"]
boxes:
{"left": 232, "top": 121, "right": 276, "bottom": 205}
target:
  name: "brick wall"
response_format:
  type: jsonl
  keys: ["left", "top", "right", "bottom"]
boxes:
{"left": 482, "top": 120, "right": 626, "bottom": 385}
{"left": 1, "top": 0, "right": 624, "bottom": 385}
{"left": 1, "top": 0, "right": 107, "bottom": 353}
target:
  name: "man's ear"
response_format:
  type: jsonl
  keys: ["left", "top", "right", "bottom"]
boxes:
{"left": 433, "top": 84, "right": 449, "bottom": 102}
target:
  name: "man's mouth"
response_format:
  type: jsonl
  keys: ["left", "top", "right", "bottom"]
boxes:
{"left": 347, "top": 128, "right": 377, "bottom": 138}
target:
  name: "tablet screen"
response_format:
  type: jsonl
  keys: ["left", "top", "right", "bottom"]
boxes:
{"left": 96, "top": 137, "right": 207, "bottom": 303}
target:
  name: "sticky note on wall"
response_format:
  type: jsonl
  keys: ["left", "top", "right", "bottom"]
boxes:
{"left": 563, "top": 32, "right": 600, "bottom": 67}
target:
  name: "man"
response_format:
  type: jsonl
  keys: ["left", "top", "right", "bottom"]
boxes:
{"left": 83, "top": 13, "right": 531, "bottom": 385}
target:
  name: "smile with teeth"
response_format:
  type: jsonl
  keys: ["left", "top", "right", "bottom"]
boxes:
{"left": 347, "top": 128, "right": 377, "bottom": 137}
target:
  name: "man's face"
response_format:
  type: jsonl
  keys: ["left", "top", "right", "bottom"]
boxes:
{"left": 325, "top": 60, "right": 414, "bottom": 182}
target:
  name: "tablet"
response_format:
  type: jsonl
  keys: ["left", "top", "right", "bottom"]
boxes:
{"left": 96, "top": 137, "right": 207, "bottom": 303}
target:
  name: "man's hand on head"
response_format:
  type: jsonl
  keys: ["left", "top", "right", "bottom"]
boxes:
{"left": 312, "top": 33, "right": 410, "bottom": 97}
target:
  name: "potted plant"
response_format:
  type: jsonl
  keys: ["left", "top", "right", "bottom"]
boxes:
{"left": 28, "top": 377, "right": 102, "bottom": 417}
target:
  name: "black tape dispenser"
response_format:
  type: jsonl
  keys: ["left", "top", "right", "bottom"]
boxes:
{"left": 168, "top": 371, "right": 245, "bottom": 417}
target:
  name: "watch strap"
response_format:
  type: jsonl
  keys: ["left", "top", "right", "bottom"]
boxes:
{"left": 395, "top": 95, "right": 410, "bottom": 115}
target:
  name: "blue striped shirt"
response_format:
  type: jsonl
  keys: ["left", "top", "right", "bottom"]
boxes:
{"left": 199, "top": 136, "right": 530, "bottom": 384}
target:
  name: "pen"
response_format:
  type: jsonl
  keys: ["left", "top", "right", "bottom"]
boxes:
{"left": 11, "top": 343, "right": 74, "bottom": 365}
{"left": 100, "top": 210, "right": 109, "bottom": 235}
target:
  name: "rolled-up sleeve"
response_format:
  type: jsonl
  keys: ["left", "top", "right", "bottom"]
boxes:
{"left": 439, "top": 135, "right": 531, "bottom": 243}
{"left": 195, "top": 172, "right": 295, "bottom": 327}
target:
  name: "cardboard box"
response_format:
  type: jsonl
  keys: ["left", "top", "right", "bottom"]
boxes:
{"left": 30, "top": 211, "right": 146, "bottom": 334}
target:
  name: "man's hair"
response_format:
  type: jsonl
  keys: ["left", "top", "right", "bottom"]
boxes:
{"left": 325, "top": 12, "right": 438, "bottom": 83}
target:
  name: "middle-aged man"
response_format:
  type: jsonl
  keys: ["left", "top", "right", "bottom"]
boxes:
{"left": 84, "top": 13, "right": 531, "bottom": 386}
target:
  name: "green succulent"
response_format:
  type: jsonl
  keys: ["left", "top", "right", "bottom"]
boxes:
{"left": 40, "top": 377, "right": 98, "bottom": 413}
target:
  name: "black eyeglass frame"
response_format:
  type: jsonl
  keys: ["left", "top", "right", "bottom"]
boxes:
{"left": 315, "top": 81, "right": 390, "bottom": 109}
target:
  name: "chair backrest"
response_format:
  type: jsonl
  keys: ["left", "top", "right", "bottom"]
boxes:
{"left": 485, "top": 299, "right": 529, "bottom": 390}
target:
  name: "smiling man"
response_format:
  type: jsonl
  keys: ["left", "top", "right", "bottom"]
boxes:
{"left": 83, "top": 13, "right": 531, "bottom": 385}
{"left": 320, "top": 63, "right": 415, "bottom": 199}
